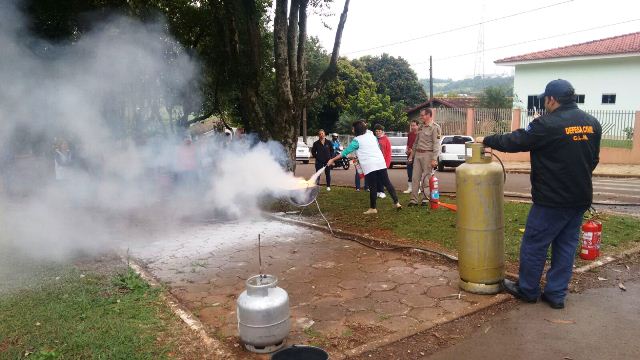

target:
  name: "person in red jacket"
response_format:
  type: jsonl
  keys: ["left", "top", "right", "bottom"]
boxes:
{"left": 374, "top": 124, "right": 391, "bottom": 198}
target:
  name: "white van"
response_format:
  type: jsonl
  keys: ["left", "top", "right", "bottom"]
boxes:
{"left": 437, "top": 135, "right": 474, "bottom": 171}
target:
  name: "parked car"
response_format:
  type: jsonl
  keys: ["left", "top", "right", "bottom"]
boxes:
{"left": 437, "top": 135, "right": 474, "bottom": 171}
{"left": 388, "top": 136, "right": 408, "bottom": 168}
{"left": 296, "top": 141, "right": 310, "bottom": 164}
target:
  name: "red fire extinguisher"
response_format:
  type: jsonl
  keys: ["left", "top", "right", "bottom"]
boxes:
{"left": 579, "top": 209, "right": 602, "bottom": 260}
{"left": 354, "top": 158, "right": 364, "bottom": 179}
{"left": 429, "top": 172, "right": 439, "bottom": 210}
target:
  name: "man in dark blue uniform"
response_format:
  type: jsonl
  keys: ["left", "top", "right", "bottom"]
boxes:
{"left": 478, "top": 79, "right": 601, "bottom": 309}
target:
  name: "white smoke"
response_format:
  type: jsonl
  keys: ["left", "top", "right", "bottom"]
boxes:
{"left": 0, "top": 1, "right": 309, "bottom": 263}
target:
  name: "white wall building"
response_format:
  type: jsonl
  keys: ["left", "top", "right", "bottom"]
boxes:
{"left": 496, "top": 32, "right": 640, "bottom": 112}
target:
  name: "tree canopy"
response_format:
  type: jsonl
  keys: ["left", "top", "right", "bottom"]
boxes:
{"left": 355, "top": 53, "right": 426, "bottom": 107}
{"left": 479, "top": 86, "right": 513, "bottom": 108}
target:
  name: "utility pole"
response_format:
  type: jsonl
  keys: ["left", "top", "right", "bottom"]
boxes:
{"left": 302, "top": 70, "right": 308, "bottom": 144}
{"left": 429, "top": 55, "right": 433, "bottom": 107}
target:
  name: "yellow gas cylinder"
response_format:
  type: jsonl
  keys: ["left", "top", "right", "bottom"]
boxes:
{"left": 455, "top": 143, "right": 504, "bottom": 294}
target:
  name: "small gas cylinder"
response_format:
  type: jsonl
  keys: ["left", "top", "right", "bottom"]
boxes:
{"left": 579, "top": 219, "right": 602, "bottom": 260}
{"left": 237, "top": 274, "right": 290, "bottom": 353}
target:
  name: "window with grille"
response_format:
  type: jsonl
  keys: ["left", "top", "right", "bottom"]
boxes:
{"left": 527, "top": 95, "right": 543, "bottom": 114}
{"left": 576, "top": 94, "right": 585, "bottom": 104}
{"left": 602, "top": 94, "right": 616, "bottom": 104}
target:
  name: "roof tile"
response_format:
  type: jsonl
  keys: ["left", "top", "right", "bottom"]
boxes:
{"left": 496, "top": 32, "right": 640, "bottom": 63}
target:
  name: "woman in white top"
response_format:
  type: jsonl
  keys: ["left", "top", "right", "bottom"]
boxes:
{"left": 328, "top": 120, "right": 401, "bottom": 214}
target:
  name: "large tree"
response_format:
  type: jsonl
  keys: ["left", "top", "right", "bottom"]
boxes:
{"left": 271, "top": 0, "right": 350, "bottom": 167}
{"left": 326, "top": 59, "right": 407, "bottom": 133}
{"left": 22, "top": 0, "right": 352, "bottom": 168}
{"left": 354, "top": 53, "right": 426, "bottom": 107}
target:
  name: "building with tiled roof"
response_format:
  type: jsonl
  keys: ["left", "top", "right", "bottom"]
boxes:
{"left": 405, "top": 97, "right": 480, "bottom": 125}
{"left": 495, "top": 32, "right": 640, "bottom": 111}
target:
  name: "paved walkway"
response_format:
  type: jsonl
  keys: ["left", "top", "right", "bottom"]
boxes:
{"left": 428, "top": 263, "right": 640, "bottom": 360}
{"left": 128, "top": 218, "right": 506, "bottom": 359}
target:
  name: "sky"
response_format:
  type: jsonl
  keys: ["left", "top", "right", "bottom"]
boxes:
{"left": 307, "top": 0, "right": 640, "bottom": 80}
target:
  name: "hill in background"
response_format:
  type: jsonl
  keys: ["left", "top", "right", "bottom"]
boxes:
{"left": 420, "top": 75, "right": 513, "bottom": 97}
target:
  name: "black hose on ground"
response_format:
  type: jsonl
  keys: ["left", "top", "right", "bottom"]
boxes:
{"left": 283, "top": 198, "right": 458, "bottom": 261}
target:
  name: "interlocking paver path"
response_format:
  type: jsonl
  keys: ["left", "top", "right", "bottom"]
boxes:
{"left": 130, "top": 219, "right": 503, "bottom": 358}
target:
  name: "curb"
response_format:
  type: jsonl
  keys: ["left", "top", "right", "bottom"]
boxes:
{"left": 122, "top": 256, "right": 234, "bottom": 359}
{"left": 574, "top": 244, "right": 640, "bottom": 273}
{"left": 338, "top": 294, "right": 512, "bottom": 359}
{"left": 504, "top": 169, "right": 640, "bottom": 179}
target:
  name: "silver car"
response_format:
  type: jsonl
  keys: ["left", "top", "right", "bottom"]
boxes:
{"left": 437, "top": 135, "right": 474, "bottom": 171}
{"left": 389, "top": 136, "right": 408, "bottom": 168}
{"left": 296, "top": 142, "right": 310, "bottom": 164}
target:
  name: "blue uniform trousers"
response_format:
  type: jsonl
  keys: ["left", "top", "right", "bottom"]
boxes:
{"left": 519, "top": 204, "right": 587, "bottom": 303}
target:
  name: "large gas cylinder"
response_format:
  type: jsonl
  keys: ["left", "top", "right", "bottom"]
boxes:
{"left": 237, "top": 274, "right": 290, "bottom": 353}
{"left": 455, "top": 143, "right": 505, "bottom": 294}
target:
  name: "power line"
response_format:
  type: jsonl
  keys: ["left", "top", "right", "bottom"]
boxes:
{"left": 344, "top": 0, "right": 574, "bottom": 55}
{"left": 410, "top": 18, "right": 640, "bottom": 65}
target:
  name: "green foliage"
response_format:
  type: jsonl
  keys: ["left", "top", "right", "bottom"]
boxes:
{"left": 31, "top": 349, "right": 61, "bottom": 360}
{"left": 355, "top": 53, "right": 426, "bottom": 107}
{"left": 601, "top": 139, "right": 633, "bottom": 149}
{"left": 426, "top": 76, "right": 514, "bottom": 96}
{"left": 0, "top": 267, "right": 175, "bottom": 359}
{"left": 335, "top": 112, "right": 359, "bottom": 134}
{"left": 21, "top": 0, "right": 274, "bottom": 134}
{"left": 280, "top": 187, "right": 640, "bottom": 261}
{"left": 623, "top": 127, "right": 634, "bottom": 140}
{"left": 321, "top": 59, "right": 407, "bottom": 132}
{"left": 113, "top": 268, "right": 150, "bottom": 292}
{"left": 479, "top": 86, "right": 513, "bottom": 108}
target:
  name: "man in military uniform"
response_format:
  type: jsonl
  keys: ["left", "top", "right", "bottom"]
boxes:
{"left": 478, "top": 79, "right": 601, "bottom": 309}
{"left": 407, "top": 108, "right": 441, "bottom": 206}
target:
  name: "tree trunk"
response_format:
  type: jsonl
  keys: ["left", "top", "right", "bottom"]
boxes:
{"left": 272, "top": 0, "right": 350, "bottom": 171}
{"left": 222, "top": 0, "right": 267, "bottom": 139}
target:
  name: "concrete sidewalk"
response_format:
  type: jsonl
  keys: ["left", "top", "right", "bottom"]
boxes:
{"left": 501, "top": 161, "right": 640, "bottom": 178}
{"left": 427, "top": 256, "right": 640, "bottom": 360}
{"left": 428, "top": 281, "right": 640, "bottom": 360}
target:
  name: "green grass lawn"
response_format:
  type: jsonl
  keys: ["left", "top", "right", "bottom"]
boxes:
{"left": 0, "top": 266, "right": 179, "bottom": 359}
{"left": 601, "top": 139, "right": 633, "bottom": 149}
{"left": 276, "top": 187, "right": 640, "bottom": 261}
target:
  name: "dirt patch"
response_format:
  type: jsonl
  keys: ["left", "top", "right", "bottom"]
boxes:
{"left": 570, "top": 252, "right": 640, "bottom": 293}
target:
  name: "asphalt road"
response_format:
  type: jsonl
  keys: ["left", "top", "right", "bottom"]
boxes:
{"left": 294, "top": 162, "right": 640, "bottom": 215}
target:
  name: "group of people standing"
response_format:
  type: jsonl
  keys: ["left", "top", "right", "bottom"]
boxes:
{"left": 321, "top": 78, "right": 602, "bottom": 310}
{"left": 327, "top": 120, "right": 401, "bottom": 214}
{"left": 311, "top": 107, "right": 442, "bottom": 214}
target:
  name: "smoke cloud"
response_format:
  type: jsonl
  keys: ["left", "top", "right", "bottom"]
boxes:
{"left": 0, "top": 1, "right": 309, "bottom": 263}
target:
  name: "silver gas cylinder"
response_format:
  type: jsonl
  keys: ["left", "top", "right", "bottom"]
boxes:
{"left": 237, "top": 274, "right": 290, "bottom": 353}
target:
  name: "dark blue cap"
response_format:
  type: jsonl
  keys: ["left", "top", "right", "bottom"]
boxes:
{"left": 538, "top": 79, "right": 575, "bottom": 99}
